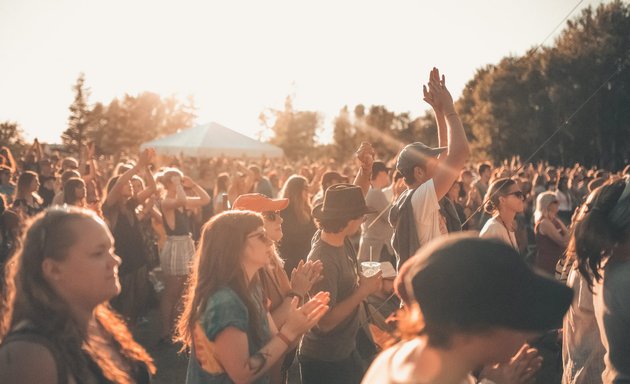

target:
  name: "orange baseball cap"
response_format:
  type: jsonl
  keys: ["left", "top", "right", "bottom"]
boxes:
{"left": 232, "top": 193, "right": 289, "bottom": 213}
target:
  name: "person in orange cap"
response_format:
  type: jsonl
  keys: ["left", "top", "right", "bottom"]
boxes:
{"left": 233, "top": 193, "right": 323, "bottom": 384}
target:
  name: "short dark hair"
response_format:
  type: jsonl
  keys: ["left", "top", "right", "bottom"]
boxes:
{"left": 315, "top": 215, "right": 360, "bottom": 233}
{"left": 478, "top": 163, "right": 491, "bottom": 176}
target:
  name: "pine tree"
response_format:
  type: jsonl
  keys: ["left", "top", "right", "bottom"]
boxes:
{"left": 62, "top": 73, "right": 90, "bottom": 154}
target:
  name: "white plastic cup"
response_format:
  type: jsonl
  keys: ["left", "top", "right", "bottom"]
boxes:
{"left": 361, "top": 261, "right": 381, "bottom": 277}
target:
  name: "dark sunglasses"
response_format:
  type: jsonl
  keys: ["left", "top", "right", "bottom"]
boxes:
{"left": 506, "top": 191, "right": 525, "bottom": 199}
{"left": 262, "top": 211, "right": 281, "bottom": 221}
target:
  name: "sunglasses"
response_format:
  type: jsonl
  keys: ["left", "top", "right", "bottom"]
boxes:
{"left": 506, "top": 191, "right": 525, "bottom": 199}
{"left": 262, "top": 211, "right": 281, "bottom": 221}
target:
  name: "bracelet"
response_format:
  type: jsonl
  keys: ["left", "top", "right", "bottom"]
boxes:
{"left": 445, "top": 112, "right": 459, "bottom": 118}
{"left": 276, "top": 331, "right": 292, "bottom": 347}
{"left": 287, "top": 290, "right": 304, "bottom": 302}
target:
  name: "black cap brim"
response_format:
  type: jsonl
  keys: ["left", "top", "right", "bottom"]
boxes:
{"left": 511, "top": 272, "right": 573, "bottom": 332}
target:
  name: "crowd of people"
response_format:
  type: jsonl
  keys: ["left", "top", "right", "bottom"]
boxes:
{"left": 0, "top": 68, "right": 628, "bottom": 384}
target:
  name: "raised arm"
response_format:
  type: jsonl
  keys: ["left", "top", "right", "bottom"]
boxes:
{"left": 353, "top": 142, "right": 375, "bottom": 197}
{"left": 103, "top": 148, "right": 155, "bottom": 207}
{"left": 135, "top": 167, "right": 157, "bottom": 203}
{"left": 424, "top": 68, "right": 470, "bottom": 200}
{"left": 181, "top": 176, "right": 211, "bottom": 209}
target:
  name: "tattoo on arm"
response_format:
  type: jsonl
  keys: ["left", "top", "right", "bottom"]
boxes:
{"left": 246, "top": 351, "right": 270, "bottom": 375}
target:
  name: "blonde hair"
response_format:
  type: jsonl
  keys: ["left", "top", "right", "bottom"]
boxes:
{"left": 534, "top": 191, "right": 558, "bottom": 223}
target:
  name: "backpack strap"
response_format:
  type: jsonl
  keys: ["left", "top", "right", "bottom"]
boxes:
{"left": 2, "top": 326, "right": 69, "bottom": 384}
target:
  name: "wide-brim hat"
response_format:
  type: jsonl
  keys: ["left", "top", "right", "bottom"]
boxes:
{"left": 405, "top": 234, "right": 573, "bottom": 332}
{"left": 312, "top": 183, "right": 377, "bottom": 220}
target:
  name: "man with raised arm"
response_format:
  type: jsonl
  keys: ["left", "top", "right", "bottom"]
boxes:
{"left": 390, "top": 67, "right": 470, "bottom": 268}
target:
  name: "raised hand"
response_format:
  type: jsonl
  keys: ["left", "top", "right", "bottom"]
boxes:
{"left": 181, "top": 175, "right": 195, "bottom": 188}
{"left": 356, "top": 142, "right": 375, "bottom": 171}
{"left": 426, "top": 68, "right": 454, "bottom": 113}
{"left": 422, "top": 67, "right": 446, "bottom": 111}
{"left": 138, "top": 148, "right": 155, "bottom": 167}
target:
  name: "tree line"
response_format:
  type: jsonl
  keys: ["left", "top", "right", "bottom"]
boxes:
{"left": 2, "top": 1, "right": 628, "bottom": 168}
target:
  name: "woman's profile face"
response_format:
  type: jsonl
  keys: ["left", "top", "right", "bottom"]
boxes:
{"left": 75, "top": 185, "right": 86, "bottom": 200}
{"left": 263, "top": 212, "right": 283, "bottom": 243}
{"left": 501, "top": 184, "right": 525, "bottom": 214}
{"left": 48, "top": 217, "right": 121, "bottom": 309}
{"left": 547, "top": 201, "right": 559, "bottom": 217}
{"left": 30, "top": 176, "right": 40, "bottom": 192}
{"left": 241, "top": 226, "right": 273, "bottom": 269}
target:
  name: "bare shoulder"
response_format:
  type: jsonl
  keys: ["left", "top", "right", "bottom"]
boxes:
{"left": 0, "top": 340, "right": 59, "bottom": 384}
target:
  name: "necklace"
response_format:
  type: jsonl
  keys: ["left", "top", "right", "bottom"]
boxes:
{"left": 498, "top": 216, "right": 517, "bottom": 250}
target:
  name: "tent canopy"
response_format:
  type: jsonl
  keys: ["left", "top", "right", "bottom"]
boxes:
{"left": 141, "top": 122, "right": 284, "bottom": 158}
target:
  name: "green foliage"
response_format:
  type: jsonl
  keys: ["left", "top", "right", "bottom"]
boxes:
{"left": 260, "top": 96, "right": 321, "bottom": 160}
{"left": 0, "top": 121, "right": 27, "bottom": 156}
{"left": 458, "top": 1, "right": 630, "bottom": 168}
{"left": 62, "top": 73, "right": 90, "bottom": 154}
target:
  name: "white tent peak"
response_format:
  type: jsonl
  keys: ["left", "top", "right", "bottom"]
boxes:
{"left": 141, "top": 122, "right": 284, "bottom": 158}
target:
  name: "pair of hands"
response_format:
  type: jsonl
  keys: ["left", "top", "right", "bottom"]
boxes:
{"left": 356, "top": 142, "right": 375, "bottom": 172}
{"left": 480, "top": 344, "right": 542, "bottom": 384}
{"left": 281, "top": 291, "right": 330, "bottom": 341}
{"left": 422, "top": 67, "right": 455, "bottom": 114}
{"left": 290, "top": 260, "right": 324, "bottom": 297}
{"left": 138, "top": 148, "right": 156, "bottom": 168}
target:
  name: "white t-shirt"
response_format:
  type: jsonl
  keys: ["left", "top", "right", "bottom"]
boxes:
{"left": 411, "top": 179, "right": 447, "bottom": 247}
{"left": 479, "top": 217, "right": 518, "bottom": 250}
{"left": 362, "top": 338, "right": 476, "bottom": 384}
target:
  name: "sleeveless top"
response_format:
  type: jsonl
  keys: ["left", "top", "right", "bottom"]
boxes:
{"left": 1, "top": 323, "right": 151, "bottom": 384}
{"left": 162, "top": 207, "right": 191, "bottom": 236}
{"left": 534, "top": 218, "right": 565, "bottom": 275}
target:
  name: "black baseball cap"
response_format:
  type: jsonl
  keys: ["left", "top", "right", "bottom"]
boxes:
{"left": 396, "top": 142, "right": 446, "bottom": 175}
{"left": 404, "top": 234, "right": 573, "bottom": 332}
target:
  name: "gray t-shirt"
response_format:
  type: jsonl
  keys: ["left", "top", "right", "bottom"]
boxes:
{"left": 299, "top": 231, "right": 360, "bottom": 362}
{"left": 359, "top": 187, "right": 394, "bottom": 261}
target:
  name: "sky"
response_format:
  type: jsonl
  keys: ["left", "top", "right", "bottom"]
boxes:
{"left": 0, "top": 0, "right": 599, "bottom": 144}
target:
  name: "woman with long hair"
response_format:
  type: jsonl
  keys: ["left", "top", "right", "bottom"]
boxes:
{"left": 278, "top": 175, "right": 317, "bottom": 276}
{"left": 533, "top": 191, "right": 569, "bottom": 275}
{"left": 479, "top": 178, "right": 525, "bottom": 251}
{"left": 175, "top": 210, "right": 329, "bottom": 384}
{"left": 0, "top": 206, "right": 155, "bottom": 383}
{"left": 156, "top": 167, "right": 210, "bottom": 343}
{"left": 563, "top": 178, "right": 630, "bottom": 382}
{"left": 12, "top": 171, "right": 43, "bottom": 218}
{"left": 212, "top": 172, "right": 230, "bottom": 216}
{"left": 102, "top": 149, "right": 157, "bottom": 325}
{"left": 233, "top": 193, "right": 322, "bottom": 384}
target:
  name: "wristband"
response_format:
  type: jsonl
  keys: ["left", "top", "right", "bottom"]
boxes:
{"left": 445, "top": 112, "right": 459, "bottom": 118}
{"left": 276, "top": 331, "right": 292, "bottom": 347}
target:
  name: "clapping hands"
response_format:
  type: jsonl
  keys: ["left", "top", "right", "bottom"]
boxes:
{"left": 290, "top": 260, "right": 324, "bottom": 297}
{"left": 422, "top": 67, "right": 455, "bottom": 113}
